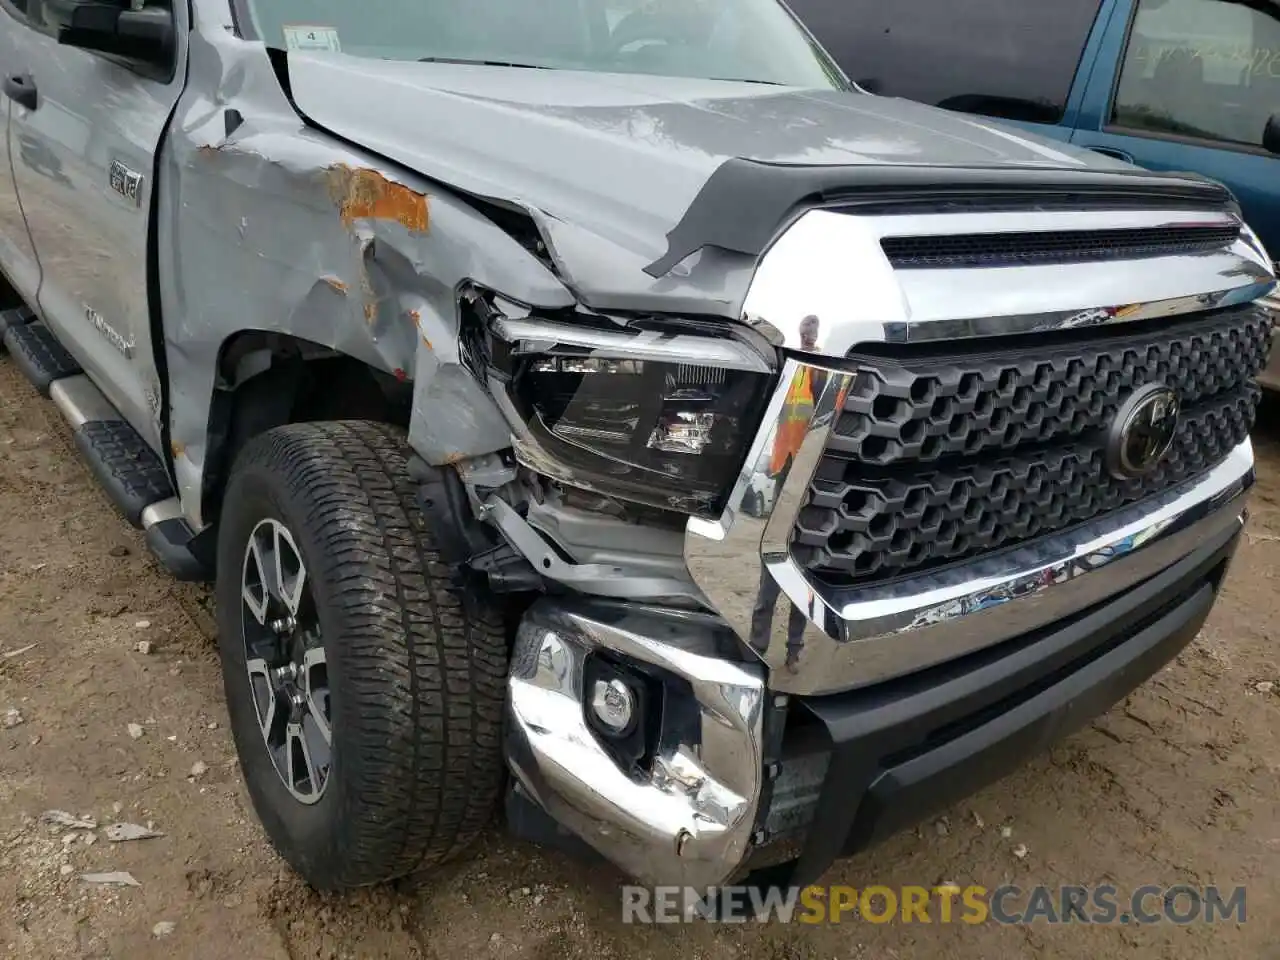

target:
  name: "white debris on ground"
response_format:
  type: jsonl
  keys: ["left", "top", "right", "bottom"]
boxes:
{"left": 3, "top": 707, "right": 24, "bottom": 728}
{"left": 40, "top": 810, "right": 97, "bottom": 831}
{"left": 127, "top": 722, "right": 144, "bottom": 740}
{"left": 80, "top": 871, "right": 141, "bottom": 887}
{"left": 189, "top": 760, "right": 209, "bottom": 780}
{"left": 152, "top": 921, "right": 177, "bottom": 938}
{"left": 105, "top": 823, "right": 165, "bottom": 843}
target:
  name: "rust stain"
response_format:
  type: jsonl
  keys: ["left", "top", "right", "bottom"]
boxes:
{"left": 364, "top": 302, "right": 377, "bottom": 324}
{"left": 171, "top": 441, "right": 186, "bottom": 460}
{"left": 322, "top": 276, "right": 349, "bottom": 294}
{"left": 326, "top": 165, "right": 429, "bottom": 233}
{"left": 442, "top": 451, "right": 465, "bottom": 465}
{"left": 407, "top": 308, "right": 432, "bottom": 350}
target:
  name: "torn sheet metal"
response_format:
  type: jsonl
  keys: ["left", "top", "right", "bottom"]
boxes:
{"left": 158, "top": 5, "right": 572, "bottom": 527}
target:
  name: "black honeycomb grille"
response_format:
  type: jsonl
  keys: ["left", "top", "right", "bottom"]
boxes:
{"left": 881, "top": 224, "right": 1240, "bottom": 269}
{"left": 796, "top": 305, "right": 1270, "bottom": 586}
{"left": 829, "top": 305, "right": 1269, "bottom": 466}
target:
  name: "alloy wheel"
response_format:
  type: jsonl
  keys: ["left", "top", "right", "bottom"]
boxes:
{"left": 240, "top": 518, "right": 331, "bottom": 804}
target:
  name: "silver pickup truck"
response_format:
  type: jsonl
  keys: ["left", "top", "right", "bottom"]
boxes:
{"left": 0, "top": 0, "right": 1274, "bottom": 893}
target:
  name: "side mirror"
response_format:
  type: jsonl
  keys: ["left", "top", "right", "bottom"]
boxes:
{"left": 1265, "top": 114, "right": 1280, "bottom": 156}
{"left": 45, "top": 0, "right": 174, "bottom": 66}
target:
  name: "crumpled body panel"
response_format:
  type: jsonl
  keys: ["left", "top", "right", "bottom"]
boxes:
{"left": 158, "top": 8, "right": 573, "bottom": 527}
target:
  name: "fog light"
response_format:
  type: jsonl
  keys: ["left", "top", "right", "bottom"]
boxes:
{"left": 590, "top": 678, "right": 636, "bottom": 735}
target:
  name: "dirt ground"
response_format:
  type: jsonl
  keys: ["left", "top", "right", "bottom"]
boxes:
{"left": 1, "top": 355, "right": 1279, "bottom": 960}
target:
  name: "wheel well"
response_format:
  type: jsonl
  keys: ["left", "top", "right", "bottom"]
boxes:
{"left": 202, "top": 332, "right": 413, "bottom": 524}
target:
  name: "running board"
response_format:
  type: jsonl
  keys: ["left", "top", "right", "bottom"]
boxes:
{"left": 42, "top": 373, "right": 210, "bottom": 581}
{"left": 3, "top": 320, "right": 82, "bottom": 394}
{"left": 0, "top": 306, "right": 34, "bottom": 338}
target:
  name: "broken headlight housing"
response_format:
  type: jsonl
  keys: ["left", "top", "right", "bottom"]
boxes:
{"left": 482, "top": 309, "right": 774, "bottom": 518}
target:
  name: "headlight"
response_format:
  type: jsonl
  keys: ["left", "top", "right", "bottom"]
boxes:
{"left": 481, "top": 308, "right": 775, "bottom": 518}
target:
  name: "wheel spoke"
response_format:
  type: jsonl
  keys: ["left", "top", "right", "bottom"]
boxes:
{"left": 246, "top": 658, "right": 285, "bottom": 744}
{"left": 242, "top": 534, "right": 270, "bottom": 625}
{"left": 286, "top": 721, "right": 324, "bottom": 797}
{"left": 301, "top": 646, "right": 331, "bottom": 746}
{"left": 273, "top": 523, "right": 308, "bottom": 617}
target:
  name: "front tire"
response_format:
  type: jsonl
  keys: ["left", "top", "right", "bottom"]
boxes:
{"left": 215, "top": 421, "right": 508, "bottom": 889}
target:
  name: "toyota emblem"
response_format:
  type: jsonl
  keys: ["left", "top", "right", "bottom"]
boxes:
{"left": 1106, "top": 384, "right": 1180, "bottom": 480}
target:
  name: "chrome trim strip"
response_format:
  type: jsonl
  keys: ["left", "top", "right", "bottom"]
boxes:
{"left": 742, "top": 208, "right": 1275, "bottom": 354}
{"left": 686, "top": 358, "right": 1254, "bottom": 695}
{"left": 49, "top": 375, "right": 123, "bottom": 430}
{"left": 490, "top": 315, "right": 772, "bottom": 373}
{"left": 506, "top": 600, "right": 766, "bottom": 888}
{"left": 140, "top": 498, "right": 185, "bottom": 530}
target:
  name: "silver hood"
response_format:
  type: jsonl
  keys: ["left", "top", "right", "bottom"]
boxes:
{"left": 283, "top": 55, "right": 1168, "bottom": 314}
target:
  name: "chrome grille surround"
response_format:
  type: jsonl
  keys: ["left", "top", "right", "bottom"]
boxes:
{"left": 687, "top": 203, "right": 1274, "bottom": 695}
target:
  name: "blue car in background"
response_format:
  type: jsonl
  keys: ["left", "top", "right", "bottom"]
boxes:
{"left": 790, "top": 0, "right": 1280, "bottom": 378}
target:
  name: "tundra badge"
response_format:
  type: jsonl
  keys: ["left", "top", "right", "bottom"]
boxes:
{"left": 108, "top": 160, "right": 143, "bottom": 206}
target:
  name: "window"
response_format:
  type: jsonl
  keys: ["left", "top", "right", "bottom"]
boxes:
{"left": 784, "top": 0, "right": 1104, "bottom": 124}
{"left": 236, "top": 0, "right": 844, "bottom": 88}
{"left": 1113, "top": 0, "right": 1280, "bottom": 149}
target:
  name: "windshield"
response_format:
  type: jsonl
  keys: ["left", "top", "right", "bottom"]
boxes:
{"left": 237, "top": 0, "right": 845, "bottom": 87}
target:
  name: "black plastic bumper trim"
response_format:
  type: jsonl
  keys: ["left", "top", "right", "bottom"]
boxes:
{"left": 783, "top": 520, "right": 1240, "bottom": 887}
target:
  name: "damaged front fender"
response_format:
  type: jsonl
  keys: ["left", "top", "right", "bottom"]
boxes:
{"left": 158, "top": 10, "right": 575, "bottom": 528}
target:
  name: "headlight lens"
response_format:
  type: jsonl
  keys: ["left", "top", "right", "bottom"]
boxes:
{"left": 484, "top": 312, "right": 774, "bottom": 517}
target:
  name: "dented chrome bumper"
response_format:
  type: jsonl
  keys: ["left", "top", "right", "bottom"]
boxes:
{"left": 505, "top": 601, "right": 767, "bottom": 888}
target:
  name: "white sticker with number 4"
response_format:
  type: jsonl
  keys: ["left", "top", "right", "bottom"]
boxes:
{"left": 283, "top": 25, "right": 342, "bottom": 52}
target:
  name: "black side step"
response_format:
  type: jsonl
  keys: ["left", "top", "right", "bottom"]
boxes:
{"left": 72, "top": 419, "right": 176, "bottom": 527}
{"left": 0, "top": 306, "right": 34, "bottom": 338}
{"left": 145, "top": 517, "right": 211, "bottom": 582}
{"left": 3, "top": 321, "right": 82, "bottom": 395}
{"left": 4, "top": 317, "right": 212, "bottom": 581}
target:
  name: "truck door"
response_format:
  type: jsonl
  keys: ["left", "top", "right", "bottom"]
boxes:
{"left": 5, "top": 0, "right": 187, "bottom": 454}
{"left": 1071, "top": 0, "right": 1280, "bottom": 255}
{"left": 0, "top": 3, "right": 41, "bottom": 303}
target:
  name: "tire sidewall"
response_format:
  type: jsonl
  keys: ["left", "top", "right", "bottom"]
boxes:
{"left": 215, "top": 458, "right": 350, "bottom": 879}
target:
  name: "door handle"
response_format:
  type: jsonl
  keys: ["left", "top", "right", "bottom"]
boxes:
{"left": 3, "top": 73, "right": 37, "bottom": 111}
{"left": 1086, "top": 145, "right": 1135, "bottom": 164}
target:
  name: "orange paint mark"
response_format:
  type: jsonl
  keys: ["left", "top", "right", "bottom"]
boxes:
{"left": 407, "top": 308, "right": 432, "bottom": 350}
{"left": 326, "top": 165, "right": 429, "bottom": 233}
